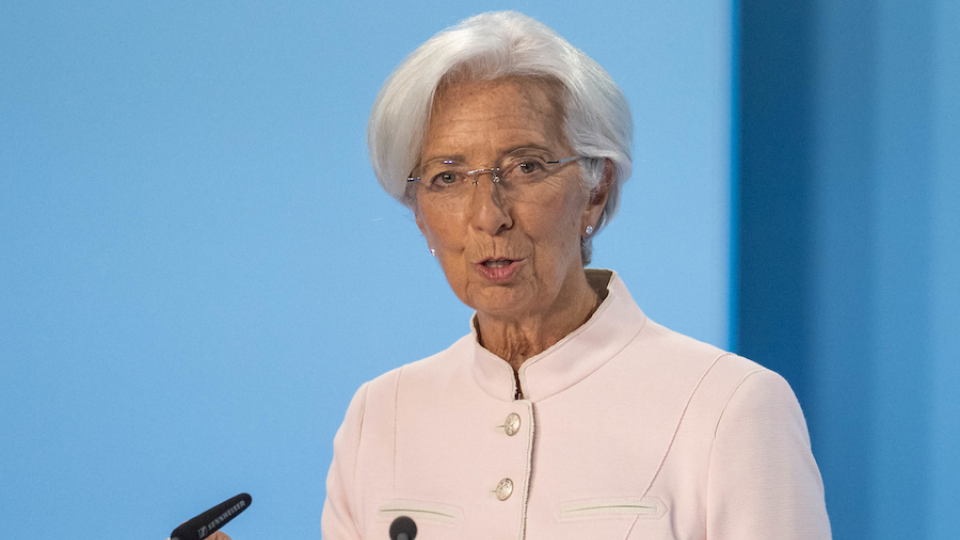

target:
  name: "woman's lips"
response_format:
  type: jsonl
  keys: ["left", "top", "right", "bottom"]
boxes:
{"left": 475, "top": 258, "right": 523, "bottom": 283}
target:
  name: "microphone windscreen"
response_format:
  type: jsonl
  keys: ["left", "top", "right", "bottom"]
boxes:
{"left": 170, "top": 493, "right": 252, "bottom": 540}
{"left": 389, "top": 516, "right": 417, "bottom": 540}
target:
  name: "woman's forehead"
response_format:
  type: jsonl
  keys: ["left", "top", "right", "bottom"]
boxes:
{"left": 423, "top": 77, "right": 567, "bottom": 157}
{"left": 431, "top": 75, "right": 563, "bottom": 117}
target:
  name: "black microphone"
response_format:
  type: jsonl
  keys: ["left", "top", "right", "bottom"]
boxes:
{"left": 389, "top": 516, "right": 417, "bottom": 540}
{"left": 170, "top": 493, "right": 252, "bottom": 540}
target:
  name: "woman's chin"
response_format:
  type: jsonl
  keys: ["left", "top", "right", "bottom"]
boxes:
{"left": 469, "top": 289, "right": 538, "bottom": 321}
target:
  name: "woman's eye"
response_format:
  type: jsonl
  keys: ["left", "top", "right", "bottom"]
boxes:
{"left": 431, "top": 172, "right": 459, "bottom": 185}
{"left": 517, "top": 161, "right": 543, "bottom": 174}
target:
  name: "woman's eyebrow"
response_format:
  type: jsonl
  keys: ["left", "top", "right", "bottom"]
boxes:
{"left": 422, "top": 144, "right": 554, "bottom": 164}
{"left": 501, "top": 144, "right": 552, "bottom": 155}
{"left": 422, "top": 154, "right": 467, "bottom": 164}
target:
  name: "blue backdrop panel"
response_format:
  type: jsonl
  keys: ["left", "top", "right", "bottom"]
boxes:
{"left": 738, "top": 0, "right": 960, "bottom": 538}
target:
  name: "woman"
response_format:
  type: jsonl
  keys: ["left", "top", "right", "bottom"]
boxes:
{"left": 323, "top": 11, "right": 830, "bottom": 540}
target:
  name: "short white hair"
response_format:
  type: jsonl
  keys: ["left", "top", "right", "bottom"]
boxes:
{"left": 368, "top": 11, "right": 633, "bottom": 264}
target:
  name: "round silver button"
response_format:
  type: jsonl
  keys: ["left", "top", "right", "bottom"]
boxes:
{"left": 504, "top": 413, "right": 521, "bottom": 436}
{"left": 495, "top": 478, "right": 514, "bottom": 501}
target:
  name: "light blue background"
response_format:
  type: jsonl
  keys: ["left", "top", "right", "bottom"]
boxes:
{"left": 0, "top": 2, "right": 732, "bottom": 538}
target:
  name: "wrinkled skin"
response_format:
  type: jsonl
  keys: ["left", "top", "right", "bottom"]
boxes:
{"left": 415, "top": 76, "right": 610, "bottom": 369}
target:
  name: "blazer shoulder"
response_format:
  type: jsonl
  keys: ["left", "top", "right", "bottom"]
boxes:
{"left": 633, "top": 320, "right": 792, "bottom": 422}
{"left": 638, "top": 319, "right": 773, "bottom": 380}
{"left": 357, "top": 333, "right": 474, "bottom": 413}
{"left": 634, "top": 319, "right": 734, "bottom": 373}
{"left": 686, "top": 352, "right": 803, "bottom": 442}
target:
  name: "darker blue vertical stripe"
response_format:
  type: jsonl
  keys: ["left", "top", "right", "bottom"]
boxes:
{"left": 737, "top": 0, "right": 943, "bottom": 538}
{"left": 737, "top": 0, "right": 875, "bottom": 538}
{"left": 736, "top": 0, "right": 813, "bottom": 400}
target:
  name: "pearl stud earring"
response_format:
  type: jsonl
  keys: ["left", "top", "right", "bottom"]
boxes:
{"left": 430, "top": 248, "right": 436, "bottom": 257}
{"left": 585, "top": 225, "right": 594, "bottom": 235}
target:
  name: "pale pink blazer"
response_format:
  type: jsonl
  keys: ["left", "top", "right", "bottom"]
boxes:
{"left": 322, "top": 270, "right": 831, "bottom": 539}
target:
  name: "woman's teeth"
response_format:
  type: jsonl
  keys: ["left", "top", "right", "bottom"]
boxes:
{"left": 484, "top": 259, "right": 512, "bottom": 268}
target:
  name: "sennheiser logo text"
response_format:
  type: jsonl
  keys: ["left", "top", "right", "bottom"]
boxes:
{"left": 197, "top": 500, "right": 246, "bottom": 537}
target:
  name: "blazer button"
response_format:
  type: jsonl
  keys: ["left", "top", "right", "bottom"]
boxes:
{"left": 504, "top": 413, "right": 521, "bottom": 436}
{"left": 495, "top": 478, "right": 514, "bottom": 501}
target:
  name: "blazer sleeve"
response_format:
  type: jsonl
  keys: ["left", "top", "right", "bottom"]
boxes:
{"left": 321, "top": 382, "right": 369, "bottom": 540}
{"left": 706, "top": 370, "right": 832, "bottom": 539}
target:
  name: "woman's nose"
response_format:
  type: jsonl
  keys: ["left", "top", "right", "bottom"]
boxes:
{"left": 467, "top": 167, "right": 501, "bottom": 185}
{"left": 468, "top": 169, "right": 513, "bottom": 234}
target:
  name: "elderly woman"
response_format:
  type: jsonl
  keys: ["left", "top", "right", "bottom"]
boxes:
{"left": 322, "top": 11, "right": 831, "bottom": 540}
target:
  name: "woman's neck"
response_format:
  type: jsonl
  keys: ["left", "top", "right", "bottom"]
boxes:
{"left": 475, "top": 271, "right": 600, "bottom": 372}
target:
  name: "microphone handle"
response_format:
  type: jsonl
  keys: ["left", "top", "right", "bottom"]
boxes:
{"left": 170, "top": 493, "right": 252, "bottom": 540}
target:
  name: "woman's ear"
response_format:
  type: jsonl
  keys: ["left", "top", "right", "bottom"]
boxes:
{"left": 414, "top": 210, "right": 438, "bottom": 256}
{"left": 415, "top": 208, "right": 428, "bottom": 236}
{"left": 581, "top": 159, "right": 614, "bottom": 230}
{"left": 415, "top": 207, "right": 435, "bottom": 247}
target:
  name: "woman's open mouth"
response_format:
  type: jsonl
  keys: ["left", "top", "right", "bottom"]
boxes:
{"left": 475, "top": 258, "right": 523, "bottom": 282}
